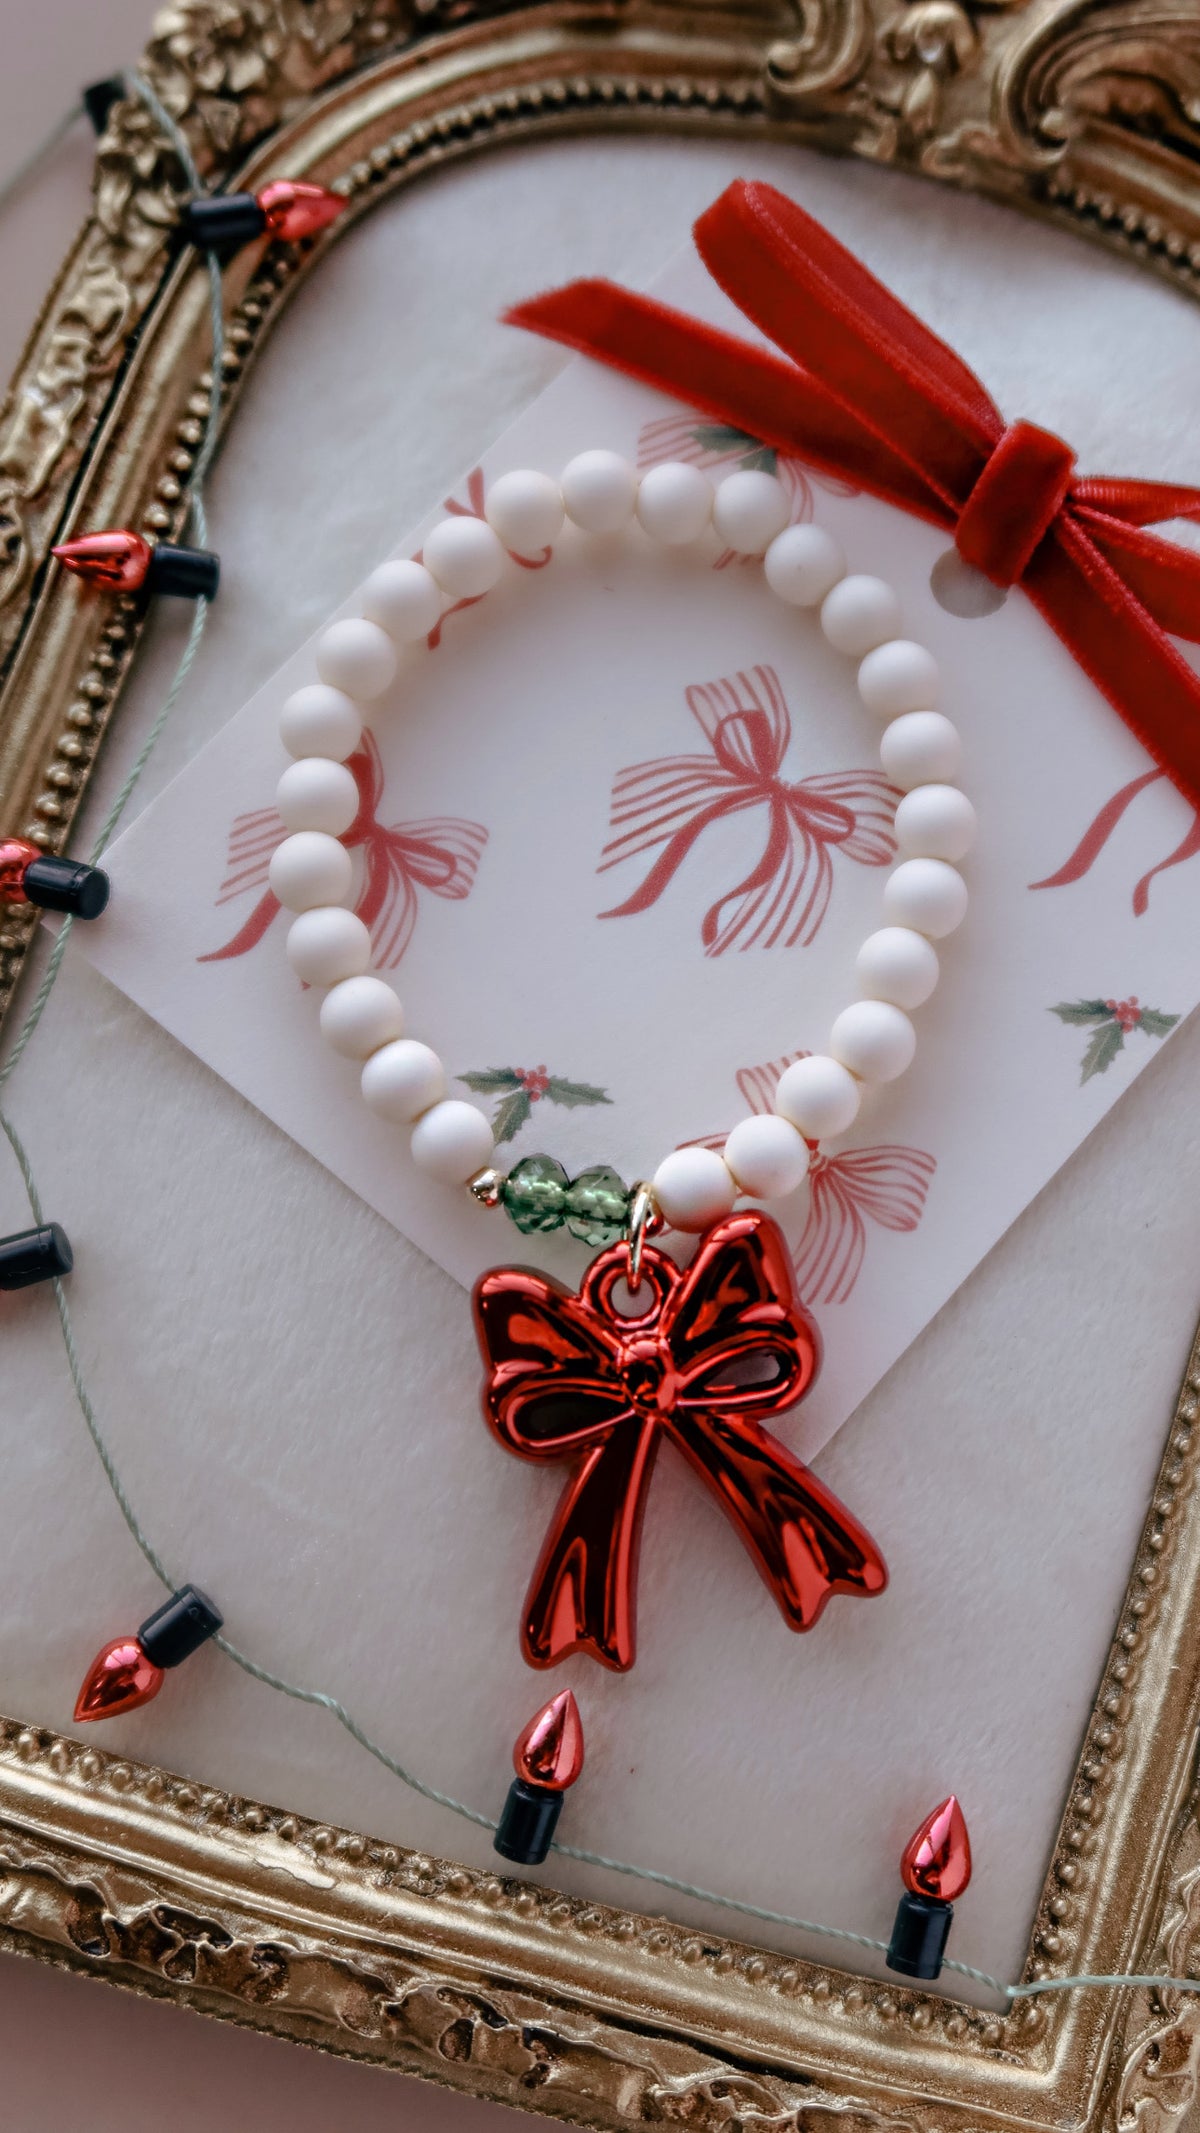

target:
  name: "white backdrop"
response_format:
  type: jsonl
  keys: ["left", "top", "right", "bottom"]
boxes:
{"left": 3, "top": 26, "right": 1200, "bottom": 2126}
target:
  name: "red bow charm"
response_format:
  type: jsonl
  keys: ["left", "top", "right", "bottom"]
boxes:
{"left": 509, "top": 180, "right": 1200, "bottom": 814}
{"left": 600, "top": 666, "right": 897, "bottom": 953}
{"left": 200, "top": 731, "right": 487, "bottom": 967}
{"left": 474, "top": 1209, "right": 887, "bottom": 1670}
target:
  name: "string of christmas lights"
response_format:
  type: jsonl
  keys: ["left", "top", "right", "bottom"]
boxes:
{"left": 0, "top": 69, "right": 1197, "bottom": 2013}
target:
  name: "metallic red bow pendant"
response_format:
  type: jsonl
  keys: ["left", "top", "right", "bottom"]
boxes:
{"left": 474, "top": 1209, "right": 886, "bottom": 1670}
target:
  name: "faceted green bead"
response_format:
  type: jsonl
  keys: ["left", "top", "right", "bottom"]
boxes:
{"left": 502, "top": 1154, "right": 569, "bottom": 1234}
{"left": 564, "top": 1165, "right": 629, "bottom": 1248}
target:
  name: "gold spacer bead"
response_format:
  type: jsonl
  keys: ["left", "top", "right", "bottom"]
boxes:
{"left": 467, "top": 1166, "right": 506, "bottom": 1209}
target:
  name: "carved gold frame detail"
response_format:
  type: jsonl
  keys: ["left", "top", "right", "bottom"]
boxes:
{"left": 2, "top": 1, "right": 1200, "bottom": 2124}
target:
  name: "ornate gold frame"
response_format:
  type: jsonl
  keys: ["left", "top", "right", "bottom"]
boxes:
{"left": 3, "top": 0, "right": 1200, "bottom": 2122}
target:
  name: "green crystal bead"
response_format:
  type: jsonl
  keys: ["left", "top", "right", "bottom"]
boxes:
{"left": 564, "top": 1165, "right": 629, "bottom": 1248}
{"left": 502, "top": 1154, "right": 570, "bottom": 1234}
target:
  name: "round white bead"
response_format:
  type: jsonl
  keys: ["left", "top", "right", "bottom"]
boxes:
{"left": 894, "top": 784, "right": 977, "bottom": 862}
{"left": 856, "top": 927, "right": 940, "bottom": 1010}
{"left": 423, "top": 516, "right": 505, "bottom": 599}
{"left": 361, "top": 559, "right": 442, "bottom": 645}
{"left": 652, "top": 1146, "right": 737, "bottom": 1233}
{"left": 724, "top": 1114, "right": 810, "bottom": 1201}
{"left": 763, "top": 523, "right": 846, "bottom": 607}
{"left": 278, "top": 684, "right": 362, "bottom": 762}
{"left": 635, "top": 461, "right": 714, "bottom": 545}
{"left": 410, "top": 1098, "right": 494, "bottom": 1184}
{"left": 361, "top": 1038, "right": 447, "bottom": 1123}
{"left": 857, "top": 639, "right": 940, "bottom": 718}
{"left": 821, "top": 575, "right": 903, "bottom": 657}
{"left": 315, "top": 617, "right": 397, "bottom": 702}
{"left": 879, "top": 710, "right": 963, "bottom": 791}
{"left": 276, "top": 757, "right": 360, "bottom": 836}
{"left": 712, "top": 469, "right": 789, "bottom": 555}
{"left": 830, "top": 1000, "right": 917, "bottom": 1084}
{"left": 560, "top": 449, "right": 638, "bottom": 534}
{"left": 286, "top": 907, "right": 371, "bottom": 988}
{"left": 775, "top": 1054, "right": 861, "bottom": 1141}
{"left": 268, "top": 830, "right": 353, "bottom": 914}
{"left": 485, "top": 470, "right": 564, "bottom": 557}
{"left": 883, "top": 857, "right": 969, "bottom": 939}
{"left": 319, "top": 975, "right": 405, "bottom": 1060}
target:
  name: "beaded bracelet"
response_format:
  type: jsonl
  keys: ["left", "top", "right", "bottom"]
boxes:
{"left": 266, "top": 451, "right": 974, "bottom": 1238}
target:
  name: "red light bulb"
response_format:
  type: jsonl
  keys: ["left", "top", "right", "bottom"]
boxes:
{"left": 900, "top": 1795, "right": 972, "bottom": 1902}
{"left": 74, "top": 1638, "right": 164, "bottom": 1723}
{"left": 513, "top": 1689, "right": 584, "bottom": 1792}
{"left": 256, "top": 180, "right": 345, "bottom": 242}
{"left": 53, "top": 530, "right": 152, "bottom": 592}
{"left": 0, "top": 838, "right": 39, "bottom": 904}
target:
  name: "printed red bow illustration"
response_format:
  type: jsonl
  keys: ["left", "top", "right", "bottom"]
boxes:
{"left": 730, "top": 1056, "right": 936, "bottom": 1304}
{"left": 599, "top": 666, "right": 898, "bottom": 954}
{"left": 1031, "top": 768, "right": 1200, "bottom": 918}
{"left": 509, "top": 179, "right": 1200, "bottom": 814}
{"left": 474, "top": 1208, "right": 887, "bottom": 1671}
{"left": 200, "top": 730, "right": 487, "bottom": 967}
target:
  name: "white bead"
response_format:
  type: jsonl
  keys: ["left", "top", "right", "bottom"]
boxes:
{"left": 485, "top": 470, "right": 564, "bottom": 557}
{"left": 268, "top": 830, "right": 353, "bottom": 914}
{"left": 410, "top": 1098, "right": 494, "bottom": 1184}
{"left": 286, "top": 907, "right": 371, "bottom": 988}
{"left": 560, "top": 449, "right": 638, "bottom": 534}
{"left": 315, "top": 617, "right": 397, "bottom": 701}
{"left": 883, "top": 857, "right": 969, "bottom": 939}
{"left": 724, "top": 1115, "right": 810, "bottom": 1201}
{"left": 423, "top": 515, "right": 506, "bottom": 599}
{"left": 763, "top": 523, "right": 846, "bottom": 607}
{"left": 857, "top": 639, "right": 940, "bottom": 718}
{"left": 856, "top": 927, "right": 940, "bottom": 1010}
{"left": 361, "top": 559, "right": 442, "bottom": 645}
{"left": 879, "top": 710, "right": 962, "bottom": 791}
{"left": 830, "top": 1000, "right": 917, "bottom": 1084}
{"left": 820, "top": 575, "right": 903, "bottom": 657}
{"left": 361, "top": 1038, "right": 446, "bottom": 1123}
{"left": 774, "top": 1054, "right": 861, "bottom": 1142}
{"left": 276, "top": 757, "right": 360, "bottom": 835}
{"left": 712, "top": 469, "right": 789, "bottom": 555}
{"left": 894, "top": 784, "right": 977, "bottom": 862}
{"left": 635, "top": 462, "right": 714, "bottom": 545}
{"left": 652, "top": 1146, "right": 736, "bottom": 1233}
{"left": 278, "top": 683, "right": 362, "bottom": 762}
{"left": 319, "top": 975, "right": 405, "bottom": 1059}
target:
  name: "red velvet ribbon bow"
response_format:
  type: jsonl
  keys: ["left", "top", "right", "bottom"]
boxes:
{"left": 508, "top": 181, "right": 1200, "bottom": 813}
{"left": 474, "top": 1209, "right": 886, "bottom": 1671}
{"left": 201, "top": 732, "right": 487, "bottom": 967}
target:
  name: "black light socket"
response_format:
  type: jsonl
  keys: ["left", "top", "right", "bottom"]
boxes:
{"left": 493, "top": 1779, "right": 562, "bottom": 1866}
{"left": 145, "top": 543, "right": 220, "bottom": 601}
{"left": 138, "top": 1585, "right": 223, "bottom": 1669}
{"left": 0, "top": 1222, "right": 73, "bottom": 1291}
{"left": 82, "top": 76, "right": 125, "bottom": 134}
{"left": 886, "top": 1891, "right": 954, "bottom": 1980}
{"left": 181, "top": 192, "right": 267, "bottom": 253}
{"left": 22, "top": 856, "right": 110, "bottom": 921}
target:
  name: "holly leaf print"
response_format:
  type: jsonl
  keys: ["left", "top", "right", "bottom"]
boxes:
{"left": 1050, "top": 999, "right": 1114, "bottom": 1026}
{"left": 1138, "top": 1008, "right": 1179, "bottom": 1037}
{"left": 692, "top": 423, "right": 777, "bottom": 475}
{"left": 1080, "top": 1021, "right": 1124, "bottom": 1082}
{"left": 459, "top": 1068, "right": 523, "bottom": 1093}
{"left": 543, "top": 1077, "right": 612, "bottom": 1110}
{"left": 491, "top": 1088, "right": 534, "bottom": 1144}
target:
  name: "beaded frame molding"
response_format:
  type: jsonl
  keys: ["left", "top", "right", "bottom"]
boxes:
{"left": 3, "top": 1, "right": 1200, "bottom": 2126}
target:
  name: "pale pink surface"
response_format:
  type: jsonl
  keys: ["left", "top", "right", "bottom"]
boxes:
{"left": 0, "top": 1955, "right": 536, "bottom": 2132}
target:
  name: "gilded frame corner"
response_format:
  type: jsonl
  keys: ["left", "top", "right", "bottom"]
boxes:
{"left": 3, "top": 1, "right": 1200, "bottom": 2124}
